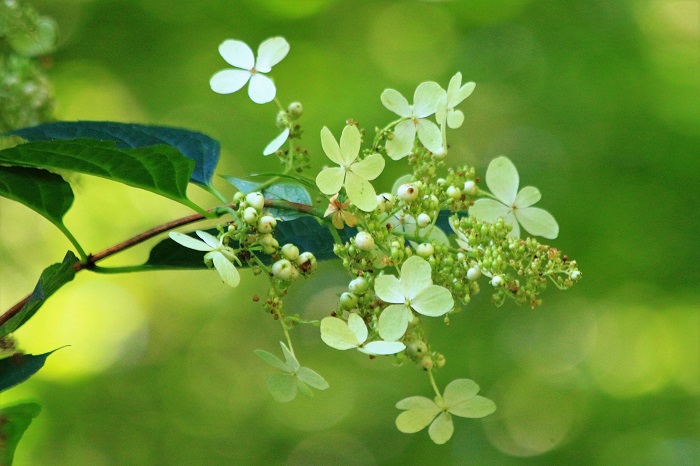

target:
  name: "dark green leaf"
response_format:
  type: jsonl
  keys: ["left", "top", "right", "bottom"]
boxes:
{"left": 0, "top": 252, "right": 79, "bottom": 338}
{"left": 0, "top": 165, "right": 73, "bottom": 228}
{"left": 264, "top": 183, "right": 312, "bottom": 220}
{"left": 0, "top": 402, "right": 41, "bottom": 466}
{"left": 10, "top": 121, "right": 220, "bottom": 187}
{"left": 0, "top": 139, "right": 200, "bottom": 210}
{"left": 0, "top": 349, "right": 62, "bottom": 392}
{"left": 221, "top": 176, "right": 260, "bottom": 194}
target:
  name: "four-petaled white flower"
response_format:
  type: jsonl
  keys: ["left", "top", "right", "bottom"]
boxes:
{"left": 436, "top": 72, "right": 475, "bottom": 130}
{"left": 210, "top": 37, "right": 289, "bottom": 104}
{"left": 375, "top": 256, "right": 454, "bottom": 341}
{"left": 254, "top": 342, "right": 329, "bottom": 403}
{"left": 381, "top": 81, "right": 444, "bottom": 160}
{"left": 469, "top": 156, "right": 559, "bottom": 239}
{"left": 320, "top": 313, "right": 406, "bottom": 355}
{"left": 396, "top": 379, "right": 496, "bottom": 445}
{"left": 169, "top": 230, "right": 240, "bottom": 287}
{"left": 315, "top": 125, "right": 385, "bottom": 212}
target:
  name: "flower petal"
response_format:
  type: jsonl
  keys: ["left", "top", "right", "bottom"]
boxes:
{"left": 399, "top": 256, "right": 433, "bottom": 300}
{"left": 347, "top": 313, "right": 368, "bottom": 345}
{"left": 377, "top": 304, "right": 412, "bottom": 341}
{"left": 514, "top": 186, "right": 541, "bottom": 208}
{"left": 446, "top": 109, "right": 464, "bottom": 129}
{"left": 255, "top": 36, "right": 289, "bottom": 73}
{"left": 345, "top": 171, "right": 378, "bottom": 212}
{"left": 316, "top": 166, "right": 345, "bottom": 195}
{"left": 446, "top": 72, "right": 462, "bottom": 99}
{"left": 396, "top": 409, "right": 439, "bottom": 434}
{"left": 416, "top": 119, "right": 443, "bottom": 153}
{"left": 248, "top": 73, "right": 276, "bottom": 104}
{"left": 351, "top": 153, "right": 385, "bottom": 181}
{"left": 396, "top": 396, "right": 441, "bottom": 412}
{"left": 263, "top": 128, "right": 290, "bottom": 156}
{"left": 442, "top": 379, "right": 479, "bottom": 407}
{"left": 279, "top": 342, "right": 300, "bottom": 372}
{"left": 218, "top": 39, "right": 254, "bottom": 69}
{"left": 515, "top": 206, "right": 559, "bottom": 239}
{"left": 412, "top": 81, "right": 443, "bottom": 118}
{"left": 266, "top": 372, "right": 297, "bottom": 402}
{"left": 296, "top": 367, "right": 329, "bottom": 391}
{"left": 468, "top": 199, "right": 512, "bottom": 223}
{"left": 320, "top": 126, "right": 343, "bottom": 164}
{"left": 428, "top": 412, "right": 454, "bottom": 444}
{"left": 360, "top": 340, "right": 406, "bottom": 355}
{"left": 449, "top": 395, "right": 497, "bottom": 419}
{"left": 254, "top": 349, "right": 287, "bottom": 371}
{"left": 339, "top": 124, "right": 361, "bottom": 166}
{"left": 210, "top": 69, "right": 251, "bottom": 94}
{"left": 386, "top": 119, "right": 416, "bottom": 160}
{"left": 381, "top": 88, "right": 411, "bottom": 117}
{"left": 169, "top": 232, "right": 212, "bottom": 252}
{"left": 486, "top": 156, "right": 519, "bottom": 205}
{"left": 320, "top": 317, "right": 360, "bottom": 350}
{"left": 451, "top": 80, "right": 475, "bottom": 106}
{"left": 211, "top": 251, "right": 240, "bottom": 287}
{"left": 411, "top": 285, "right": 454, "bottom": 317}
{"left": 196, "top": 230, "right": 220, "bottom": 249}
{"left": 374, "top": 274, "right": 404, "bottom": 304}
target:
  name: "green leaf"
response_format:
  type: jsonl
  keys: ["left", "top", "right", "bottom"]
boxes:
{"left": 264, "top": 183, "right": 312, "bottom": 220}
{"left": 0, "top": 252, "right": 78, "bottom": 338}
{"left": 0, "top": 402, "right": 41, "bottom": 466}
{"left": 10, "top": 121, "right": 220, "bottom": 188}
{"left": 220, "top": 176, "right": 260, "bottom": 194}
{"left": 0, "top": 349, "right": 62, "bottom": 392}
{"left": 0, "top": 139, "right": 201, "bottom": 211}
{"left": 0, "top": 165, "right": 73, "bottom": 229}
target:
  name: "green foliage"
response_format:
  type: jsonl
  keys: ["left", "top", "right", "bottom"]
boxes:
{"left": 0, "top": 349, "right": 61, "bottom": 392}
{"left": 0, "top": 402, "right": 41, "bottom": 466}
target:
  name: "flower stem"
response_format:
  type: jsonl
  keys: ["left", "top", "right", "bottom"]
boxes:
{"left": 428, "top": 370, "right": 442, "bottom": 400}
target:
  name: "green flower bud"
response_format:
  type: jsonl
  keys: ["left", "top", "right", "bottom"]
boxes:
{"left": 296, "top": 252, "right": 317, "bottom": 274}
{"left": 287, "top": 101, "right": 303, "bottom": 119}
{"left": 417, "top": 213, "right": 431, "bottom": 228}
{"left": 271, "top": 259, "right": 294, "bottom": 281}
{"left": 446, "top": 185, "right": 461, "bottom": 200}
{"left": 281, "top": 243, "right": 300, "bottom": 261}
{"left": 257, "top": 215, "right": 277, "bottom": 234}
{"left": 339, "top": 292, "right": 358, "bottom": 309}
{"left": 407, "top": 341, "right": 428, "bottom": 359}
{"left": 419, "top": 356, "right": 434, "bottom": 371}
{"left": 435, "top": 353, "right": 446, "bottom": 369}
{"left": 243, "top": 207, "right": 259, "bottom": 224}
{"left": 463, "top": 180, "right": 477, "bottom": 195}
{"left": 246, "top": 192, "right": 265, "bottom": 211}
{"left": 233, "top": 192, "right": 246, "bottom": 202}
{"left": 355, "top": 232, "right": 375, "bottom": 252}
{"left": 348, "top": 277, "right": 369, "bottom": 294}
{"left": 276, "top": 110, "right": 289, "bottom": 128}
{"left": 491, "top": 275, "right": 505, "bottom": 287}
{"left": 467, "top": 267, "right": 481, "bottom": 281}
{"left": 416, "top": 243, "right": 434, "bottom": 258}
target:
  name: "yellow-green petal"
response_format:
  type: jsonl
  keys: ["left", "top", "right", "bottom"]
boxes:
{"left": 411, "top": 285, "right": 454, "bottom": 317}
{"left": 399, "top": 256, "right": 432, "bottom": 300}
{"left": 351, "top": 153, "right": 385, "bottom": 181}
{"left": 345, "top": 171, "right": 378, "bottom": 212}
{"left": 316, "top": 166, "right": 345, "bottom": 195}
{"left": 386, "top": 119, "right": 416, "bottom": 160}
{"left": 339, "top": 124, "right": 361, "bottom": 166}
{"left": 320, "top": 316, "right": 360, "bottom": 350}
{"left": 515, "top": 186, "right": 541, "bottom": 208}
{"left": 374, "top": 274, "right": 403, "bottom": 304}
{"left": 486, "top": 156, "right": 519, "bottom": 205}
{"left": 449, "top": 395, "right": 497, "bottom": 419}
{"left": 212, "top": 251, "right": 240, "bottom": 287}
{"left": 377, "top": 304, "right": 412, "bottom": 341}
{"left": 428, "top": 412, "right": 454, "bottom": 444}
{"left": 516, "top": 206, "right": 559, "bottom": 239}
{"left": 320, "top": 126, "right": 343, "bottom": 165}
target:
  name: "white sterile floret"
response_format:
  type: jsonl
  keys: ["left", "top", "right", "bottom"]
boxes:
{"left": 397, "top": 183, "right": 419, "bottom": 202}
{"left": 469, "top": 156, "right": 559, "bottom": 239}
{"left": 254, "top": 342, "right": 329, "bottom": 402}
{"left": 436, "top": 72, "right": 475, "bottom": 130}
{"left": 243, "top": 206, "right": 259, "bottom": 224}
{"left": 417, "top": 213, "right": 431, "bottom": 228}
{"left": 263, "top": 128, "right": 290, "bottom": 156}
{"left": 375, "top": 256, "right": 454, "bottom": 341}
{"left": 272, "top": 259, "right": 294, "bottom": 281}
{"left": 257, "top": 215, "right": 277, "bottom": 234}
{"left": 210, "top": 37, "right": 289, "bottom": 104}
{"left": 381, "top": 81, "right": 445, "bottom": 159}
{"left": 355, "top": 231, "right": 375, "bottom": 252}
{"left": 395, "top": 379, "right": 496, "bottom": 445}
{"left": 321, "top": 313, "right": 406, "bottom": 355}
{"left": 169, "top": 231, "right": 240, "bottom": 287}
{"left": 467, "top": 267, "right": 481, "bottom": 281}
{"left": 315, "top": 125, "right": 385, "bottom": 212}
{"left": 246, "top": 192, "right": 265, "bottom": 210}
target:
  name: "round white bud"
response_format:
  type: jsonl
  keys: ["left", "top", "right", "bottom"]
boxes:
{"left": 467, "top": 267, "right": 482, "bottom": 281}
{"left": 281, "top": 244, "right": 299, "bottom": 261}
{"left": 340, "top": 292, "right": 358, "bottom": 309}
{"left": 243, "top": 207, "right": 259, "bottom": 224}
{"left": 245, "top": 192, "right": 265, "bottom": 211}
{"left": 446, "top": 185, "right": 462, "bottom": 200}
{"left": 491, "top": 275, "right": 505, "bottom": 287}
{"left": 271, "top": 259, "right": 294, "bottom": 281}
{"left": 417, "top": 213, "right": 431, "bottom": 228}
{"left": 257, "top": 215, "right": 277, "bottom": 234}
{"left": 397, "top": 183, "right": 419, "bottom": 202}
{"left": 355, "top": 232, "right": 375, "bottom": 251}
{"left": 570, "top": 270, "right": 581, "bottom": 280}
{"left": 463, "top": 180, "right": 477, "bottom": 195}
{"left": 296, "top": 252, "right": 317, "bottom": 273}
{"left": 416, "top": 243, "right": 434, "bottom": 258}
{"left": 287, "top": 101, "right": 303, "bottom": 119}
{"left": 349, "top": 277, "right": 369, "bottom": 294}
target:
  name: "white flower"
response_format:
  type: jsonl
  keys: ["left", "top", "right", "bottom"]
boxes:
{"left": 254, "top": 342, "right": 329, "bottom": 402}
{"left": 469, "top": 156, "right": 559, "bottom": 239}
{"left": 381, "top": 81, "right": 444, "bottom": 159}
{"left": 396, "top": 379, "right": 496, "bottom": 445}
{"left": 263, "top": 128, "right": 290, "bottom": 155}
{"left": 210, "top": 37, "right": 289, "bottom": 104}
{"left": 169, "top": 231, "right": 240, "bottom": 287}
{"left": 375, "top": 256, "right": 454, "bottom": 341}
{"left": 320, "top": 313, "right": 405, "bottom": 355}
{"left": 315, "top": 125, "right": 385, "bottom": 212}
{"left": 436, "top": 72, "right": 475, "bottom": 129}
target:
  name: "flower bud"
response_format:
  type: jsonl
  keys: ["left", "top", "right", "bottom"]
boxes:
{"left": 339, "top": 292, "right": 358, "bottom": 309}
{"left": 435, "top": 353, "right": 446, "bottom": 369}
{"left": 446, "top": 185, "right": 461, "bottom": 200}
{"left": 243, "top": 207, "right": 259, "bottom": 224}
{"left": 397, "top": 183, "right": 419, "bottom": 202}
{"left": 276, "top": 110, "right": 289, "bottom": 128}
{"left": 416, "top": 243, "right": 434, "bottom": 258}
{"left": 419, "top": 356, "right": 434, "bottom": 371}
{"left": 271, "top": 259, "right": 294, "bottom": 281}
{"left": 245, "top": 192, "right": 265, "bottom": 211}
{"left": 407, "top": 341, "right": 427, "bottom": 359}
{"left": 355, "top": 232, "right": 375, "bottom": 252}
{"left": 348, "top": 277, "right": 369, "bottom": 294}
{"left": 287, "top": 101, "right": 303, "bottom": 119}
{"left": 376, "top": 193, "right": 395, "bottom": 213}
{"left": 467, "top": 267, "right": 481, "bottom": 281}
{"left": 281, "top": 243, "right": 299, "bottom": 261}
{"left": 570, "top": 270, "right": 581, "bottom": 280}
{"left": 491, "top": 275, "right": 505, "bottom": 287}
{"left": 257, "top": 215, "right": 277, "bottom": 234}
{"left": 296, "top": 252, "right": 317, "bottom": 273}
{"left": 463, "top": 180, "right": 477, "bottom": 195}
{"left": 233, "top": 192, "right": 246, "bottom": 202}
{"left": 417, "top": 213, "right": 431, "bottom": 228}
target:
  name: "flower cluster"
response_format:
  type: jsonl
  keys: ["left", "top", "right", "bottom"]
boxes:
{"left": 169, "top": 36, "right": 583, "bottom": 445}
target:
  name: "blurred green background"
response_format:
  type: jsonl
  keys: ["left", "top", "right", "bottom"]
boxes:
{"left": 1, "top": 0, "right": 699, "bottom": 464}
